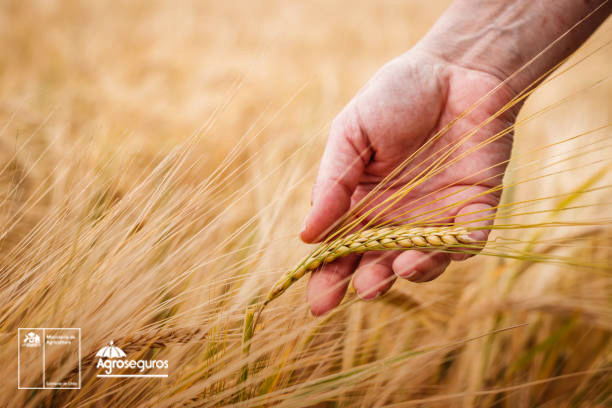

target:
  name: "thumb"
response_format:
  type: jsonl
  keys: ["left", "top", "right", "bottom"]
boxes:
{"left": 301, "top": 113, "right": 371, "bottom": 243}
{"left": 450, "top": 202, "right": 496, "bottom": 261}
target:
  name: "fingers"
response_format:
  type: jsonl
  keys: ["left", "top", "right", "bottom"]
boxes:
{"left": 352, "top": 252, "right": 398, "bottom": 300}
{"left": 307, "top": 254, "right": 360, "bottom": 316}
{"left": 391, "top": 201, "right": 495, "bottom": 281}
{"left": 392, "top": 251, "right": 451, "bottom": 282}
{"left": 300, "top": 112, "right": 371, "bottom": 243}
{"left": 307, "top": 203, "right": 495, "bottom": 314}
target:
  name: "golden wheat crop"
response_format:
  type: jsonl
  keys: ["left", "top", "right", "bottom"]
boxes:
{"left": 0, "top": 1, "right": 611, "bottom": 407}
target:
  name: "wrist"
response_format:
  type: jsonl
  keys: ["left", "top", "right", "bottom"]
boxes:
{"left": 416, "top": 0, "right": 611, "bottom": 94}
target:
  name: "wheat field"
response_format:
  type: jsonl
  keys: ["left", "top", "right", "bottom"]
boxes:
{"left": 1, "top": 1, "right": 611, "bottom": 407}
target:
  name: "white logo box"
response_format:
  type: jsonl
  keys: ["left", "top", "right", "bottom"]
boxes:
{"left": 18, "top": 328, "right": 81, "bottom": 390}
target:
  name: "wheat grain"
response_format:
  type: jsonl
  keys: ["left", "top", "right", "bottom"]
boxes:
{"left": 262, "top": 226, "right": 475, "bottom": 308}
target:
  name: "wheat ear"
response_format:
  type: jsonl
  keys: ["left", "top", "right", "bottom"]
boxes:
{"left": 262, "top": 226, "right": 475, "bottom": 309}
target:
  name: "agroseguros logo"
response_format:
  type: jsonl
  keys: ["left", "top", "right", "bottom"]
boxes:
{"left": 95, "top": 340, "right": 168, "bottom": 377}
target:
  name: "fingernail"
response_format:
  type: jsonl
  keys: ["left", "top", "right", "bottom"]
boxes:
{"left": 357, "top": 289, "right": 381, "bottom": 301}
{"left": 396, "top": 269, "right": 418, "bottom": 280}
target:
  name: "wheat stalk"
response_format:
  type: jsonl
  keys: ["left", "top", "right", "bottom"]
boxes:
{"left": 237, "top": 306, "right": 256, "bottom": 398}
{"left": 260, "top": 225, "right": 475, "bottom": 312}
{"left": 237, "top": 225, "right": 477, "bottom": 397}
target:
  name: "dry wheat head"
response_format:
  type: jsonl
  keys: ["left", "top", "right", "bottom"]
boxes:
{"left": 263, "top": 226, "right": 476, "bottom": 307}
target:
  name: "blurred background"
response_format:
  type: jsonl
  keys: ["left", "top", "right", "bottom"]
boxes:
{"left": 1, "top": 1, "right": 610, "bottom": 406}
{"left": 1, "top": 0, "right": 610, "bottom": 196}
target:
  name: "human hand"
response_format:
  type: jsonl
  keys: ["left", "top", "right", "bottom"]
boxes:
{"left": 300, "top": 49, "right": 517, "bottom": 315}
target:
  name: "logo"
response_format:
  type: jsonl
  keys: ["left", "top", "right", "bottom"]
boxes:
{"left": 95, "top": 340, "right": 126, "bottom": 358}
{"left": 22, "top": 332, "right": 41, "bottom": 347}
{"left": 95, "top": 340, "right": 168, "bottom": 377}
{"left": 18, "top": 328, "right": 81, "bottom": 389}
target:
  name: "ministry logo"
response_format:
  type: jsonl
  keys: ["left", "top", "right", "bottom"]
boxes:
{"left": 18, "top": 327, "right": 81, "bottom": 389}
{"left": 22, "top": 332, "right": 41, "bottom": 348}
{"left": 95, "top": 340, "right": 168, "bottom": 378}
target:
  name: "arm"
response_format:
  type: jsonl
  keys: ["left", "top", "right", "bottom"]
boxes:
{"left": 418, "top": 0, "right": 612, "bottom": 94}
